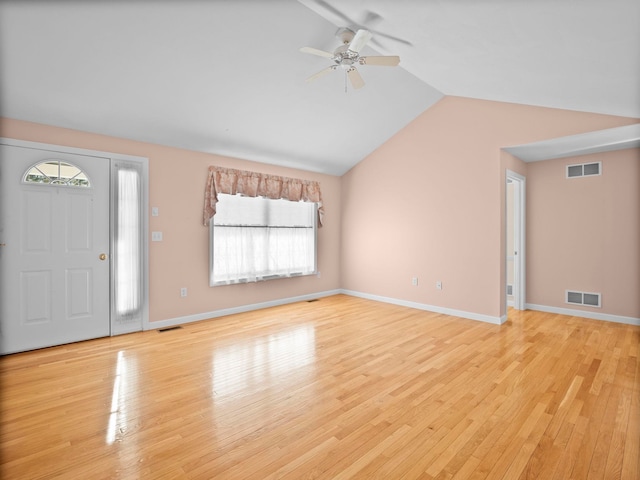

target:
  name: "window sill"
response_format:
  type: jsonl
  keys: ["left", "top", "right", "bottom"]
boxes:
{"left": 210, "top": 271, "right": 317, "bottom": 287}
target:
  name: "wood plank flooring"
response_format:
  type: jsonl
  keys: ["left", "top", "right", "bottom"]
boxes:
{"left": 1, "top": 294, "right": 638, "bottom": 479}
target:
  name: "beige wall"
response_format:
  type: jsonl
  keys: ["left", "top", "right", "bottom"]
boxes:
{"left": 527, "top": 148, "right": 640, "bottom": 318}
{"left": 340, "top": 96, "right": 637, "bottom": 320}
{"left": 0, "top": 118, "right": 342, "bottom": 323}
{"left": 2, "top": 97, "right": 638, "bottom": 325}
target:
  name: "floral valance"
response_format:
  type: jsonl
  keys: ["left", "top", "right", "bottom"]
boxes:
{"left": 204, "top": 166, "right": 324, "bottom": 227}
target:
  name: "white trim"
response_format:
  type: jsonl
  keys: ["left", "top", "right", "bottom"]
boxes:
{"left": 341, "top": 290, "right": 507, "bottom": 325}
{"left": 0, "top": 137, "right": 145, "bottom": 163}
{"left": 144, "top": 289, "right": 508, "bottom": 330}
{"left": 144, "top": 289, "right": 342, "bottom": 330}
{"left": 526, "top": 303, "right": 639, "bottom": 326}
{"left": 145, "top": 291, "right": 638, "bottom": 331}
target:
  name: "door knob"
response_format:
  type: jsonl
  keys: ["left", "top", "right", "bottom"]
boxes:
{"left": 99, "top": 253, "right": 107, "bottom": 260}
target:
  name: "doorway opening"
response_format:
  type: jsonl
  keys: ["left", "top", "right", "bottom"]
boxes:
{"left": 506, "top": 170, "right": 526, "bottom": 311}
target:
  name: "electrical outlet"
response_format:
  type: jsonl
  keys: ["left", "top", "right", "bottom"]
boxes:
{"left": 412, "top": 277, "right": 418, "bottom": 286}
{"left": 436, "top": 281, "right": 442, "bottom": 290}
{"left": 180, "top": 287, "right": 187, "bottom": 297}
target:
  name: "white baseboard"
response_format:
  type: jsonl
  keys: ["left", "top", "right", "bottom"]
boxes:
{"left": 144, "top": 289, "right": 342, "bottom": 330}
{"left": 154, "top": 290, "right": 640, "bottom": 332}
{"left": 341, "top": 290, "right": 506, "bottom": 325}
{"left": 526, "top": 303, "right": 640, "bottom": 326}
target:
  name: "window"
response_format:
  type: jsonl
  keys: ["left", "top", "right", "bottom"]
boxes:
{"left": 112, "top": 162, "right": 143, "bottom": 320}
{"left": 210, "top": 194, "right": 317, "bottom": 286}
{"left": 23, "top": 160, "right": 90, "bottom": 187}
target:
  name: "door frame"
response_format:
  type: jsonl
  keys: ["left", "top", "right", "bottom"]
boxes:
{"left": 0, "top": 137, "right": 149, "bottom": 336}
{"left": 506, "top": 169, "right": 526, "bottom": 311}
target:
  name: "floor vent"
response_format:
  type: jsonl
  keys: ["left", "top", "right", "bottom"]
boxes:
{"left": 158, "top": 326, "right": 183, "bottom": 332}
{"left": 307, "top": 299, "right": 320, "bottom": 303}
{"left": 566, "top": 161, "right": 601, "bottom": 178}
{"left": 507, "top": 284, "right": 513, "bottom": 296}
{"left": 566, "top": 290, "right": 601, "bottom": 308}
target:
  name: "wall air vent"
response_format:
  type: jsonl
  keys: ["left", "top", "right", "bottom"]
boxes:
{"left": 507, "top": 284, "right": 513, "bottom": 296}
{"left": 566, "top": 162, "right": 601, "bottom": 178}
{"left": 566, "top": 290, "right": 601, "bottom": 308}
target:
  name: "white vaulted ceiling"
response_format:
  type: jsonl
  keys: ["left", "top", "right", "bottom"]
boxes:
{"left": 1, "top": 0, "right": 638, "bottom": 175}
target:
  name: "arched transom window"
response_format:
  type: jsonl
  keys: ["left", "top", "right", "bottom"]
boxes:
{"left": 23, "top": 160, "right": 91, "bottom": 187}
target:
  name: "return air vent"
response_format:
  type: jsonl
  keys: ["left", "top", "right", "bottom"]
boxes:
{"left": 507, "top": 284, "right": 513, "bottom": 296}
{"left": 566, "top": 290, "right": 601, "bottom": 308}
{"left": 566, "top": 162, "right": 601, "bottom": 178}
{"left": 158, "top": 326, "right": 183, "bottom": 332}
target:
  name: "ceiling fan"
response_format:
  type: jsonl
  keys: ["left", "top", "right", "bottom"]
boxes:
{"left": 300, "top": 28, "right": 400, "bottom": 90}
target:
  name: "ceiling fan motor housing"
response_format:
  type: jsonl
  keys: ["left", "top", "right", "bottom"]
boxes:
{"left": 333, "top": 44, "right": 359, "bottom": 65}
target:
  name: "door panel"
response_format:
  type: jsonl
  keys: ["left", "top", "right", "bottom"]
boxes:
{"left": 22, "top": 270, "right": 52, "bottom": 324}
{"left": 67, "top": 192, "right": 94, "bottom": 251}
{"left": 24, "top": 189, "right": 53, "bottom": 252}
{"left": 66, "top": 268, "right": 92, "bottom": 318}
{"left": 0, "top": 144, "right": 110, "bottom": 354}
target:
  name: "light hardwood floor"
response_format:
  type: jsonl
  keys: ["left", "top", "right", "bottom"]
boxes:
{"left": 1, "top": 295, "right": 638, "bottom": 479}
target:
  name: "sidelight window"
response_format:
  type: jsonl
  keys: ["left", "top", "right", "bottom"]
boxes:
{"left": 112, "top": 162, "right": 143, "bottom": 319}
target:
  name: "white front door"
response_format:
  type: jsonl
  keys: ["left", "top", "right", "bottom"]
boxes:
{"left": 0, "top": 145, "right": 111, "bottom": 354}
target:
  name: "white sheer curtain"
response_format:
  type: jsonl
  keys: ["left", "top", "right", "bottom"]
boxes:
{"left": 211, "top": 194, "right": 316, "bottom": 285}
{"left": 113, "top": 164, "right": 142, "bottom": 318}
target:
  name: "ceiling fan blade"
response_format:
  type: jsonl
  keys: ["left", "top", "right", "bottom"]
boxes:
{"left": 299, "top": 47, "right": 335, "bottom": 59}
{"left": 306, "top": 65, "right": 337, "bottom": 83}
{"left": 346, "top": 66, "right": 365, "bottom": 89}
{"left": 369, "top": 30, "right": 412, "bottom": 46}
{"left": 362, "top": 10, "right": 383, "bottom": 28}
{"left": 303, "top": 0, "right": 412, "bottom": 47}
{"left": 348, "top": 29, "right": 372, "bottom": 53}
{"left": 309, "top": 0, "right": 358, "bottom": 28}
{"left": 359, "top": 55, "right": 400, "bottom": 67}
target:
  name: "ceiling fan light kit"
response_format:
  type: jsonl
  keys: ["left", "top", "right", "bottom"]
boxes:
{"left": 300, "top": 28, "right": 400, "bottom": 90}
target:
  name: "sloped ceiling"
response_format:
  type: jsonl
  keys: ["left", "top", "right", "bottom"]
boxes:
{"left": 1, "top": 0, "right": 638, "bottom": 175}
